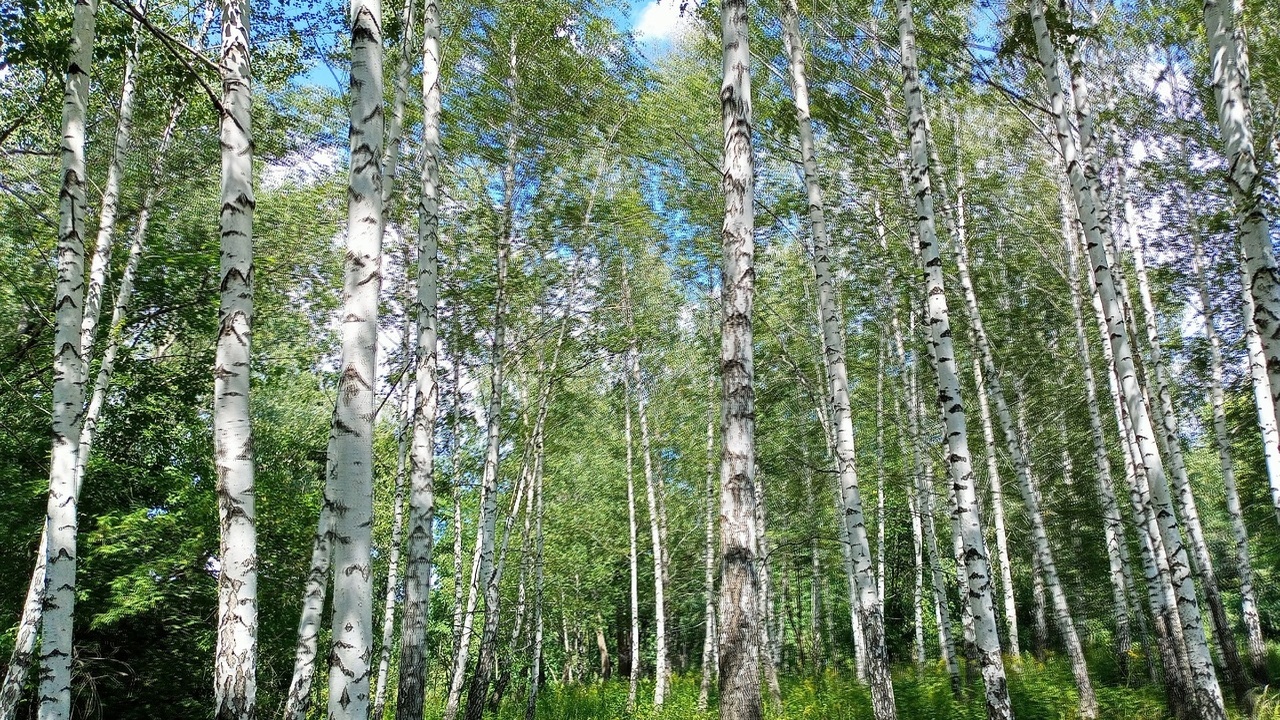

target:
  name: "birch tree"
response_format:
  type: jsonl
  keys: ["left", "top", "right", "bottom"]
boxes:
{"left": 36, "top": 2, "right": 97, "bottom": 718}
{"left": 718, "top": 1, "right": 762, "bottom": 717}
{"left": 780, "top": 2, "right": 895, "bottom": 714}
{"left": 325, "top": 0, "right": 385, "bottom": 715}
{"left": 893, "top": 0, "right": 1010, "bottom": 716}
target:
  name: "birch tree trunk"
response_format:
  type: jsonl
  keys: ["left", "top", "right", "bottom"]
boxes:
{"left": 326, "top": 0, "right": 384, "bottom": 715}
{"left": 38, "top": 6, "right": 95, "bottom": 717}
{"left": 624, "top": 391, "right": 641, "bottom": 714}
{"left": 81, "top": 13, "right": 142, "bottom": 365}
{"left": 450, "top": 367, "right": 467, "bottom": 652}
{"left": 874, "top": 345, "right": 887, "bottom": 628}
{"left": 1062, "top": 194, "right": 1133, "bottom": 678}
{"left": 1203, "top": 0, "right": 1280, "bottom": 436}
{"left": 893, "top": 1, "right": 1010, "bottom": 715}
{"left": 0, "top": 98, "right": 182, "bottom": 720}
{"left": 1194, "top": 237, "right": 1266, "bottom": 679}
{"left": 908, "top": 477, "right": 926, "bottom": 669}
{"left": 284, "top": 501, "right": 333, "bottom": 720}
{"left": 394, "top": 1, "right": 443, "bottom": 715}
{"left": 698, "top": 370, "right": 717, "bottom": 712}
{"left": 755, "top": 475, "right": 782, "bottom": 707}
{"left": 213, "top": 0, "right": 258, "bottom": 715}
{"left": 718, "top": 2, "right": 762, "bottom": 717}
{"left": 892, "top": 322, "right": 959, "bottom": 693}
{"left": 523, "top": 428, "right": 547, "bottom": 720}
{"left": 1239, "top": 251, "right": 1280, "bottom": 528}
{"left": 969, "top": 351, "right": 1018, "bottom": 655}
{"left": 780, "top": 2, "right": 895, "bottom": 714}
{"left": 944, "top": 170, "right": 1096, "bottom": 715}
{"left": 1030, "top": 2, "right": 1225, "bottom": 713}
{"left": 372, "top": 383, "right": 411, "bottom": 720}
{"left": 622, "top": 273, "right": 669, "bottom": 707}
{"left": 1123, "top": 196, "right": 1247, "bottom": 698}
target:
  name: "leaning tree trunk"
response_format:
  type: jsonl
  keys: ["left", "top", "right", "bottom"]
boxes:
{"left": 969, "top": 351, "right": 1018, "bottom": 655}
{"left": 213, "top": 0, "right": 259, "bottom": 716}
{"left": 81, "top": 12, "right": 141, "bottom": 366}
{"left": 326, "top": 1, "right": 384, "bottom": 716}
{"left": 718, "top": 1, "right": 762, "bottom": 717}
{"left": 284, "top": 500, "right": 333, "bottom": 720}
{"left": 1078, "top": 215, "right": 1192, "bottom": 706}
{"left": 457, "top": 55, "right": 515, "bottom": 718}
{"left": 1203, "top": 0, "right": 1280, "bottom": 439}
{"left": 780, "top": 1, "right": 895, "bottom": 714}
{"left": 943, "top": 169, "right": 1096, "bottom": 716}
{"left": 1123, "top": 193, "right": 1248, "bottom": 699}
{"left": 1194, "top": 237, "right": 1267, "bottom": 679}
{"left": 1061, "top": 192, "right": 1134, "bottom": 678}
{"left": 394, "top": 1, "right": 442, "bottom": 716}
{"left": 892, "top": 321, "right": 959, "bottom": 694}
{"left": 699, "top": 370, "right": 717, "bottom": 712}
{"left": 1239, "top": 252, "right": 1280, "bottom": 528}
{"left": 36, "top": 3, "right": 96, "bottom": 717}
{"left": 893, "top": 0, "right": 1010, "bottom": 716}
{"left": 0, "top": 97, "right": 182, "bottom": 720}
{"left": 1030, "top": 1, "right": 1225, "bottom": 713}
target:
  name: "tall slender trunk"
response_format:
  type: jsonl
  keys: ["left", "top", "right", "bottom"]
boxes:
{"left": 467, "top": 297, "right": 567, "bottom": 720}
{"left": 894, "top": 323, "right": 959, "bottom": 692}
{"left": 969, "top": 351, "right": 1018, "bottom": 655}
{"left": 699, "top": 369, "right": 717, "bottom": 711}
{"left": 81, "top": 13, "right": 141, "bottom": 366}
{"left": 1240, "top": 251, "right": 1280, "bottom": 528}
{"left": 1194, "top": 237, "right": 1266, "bottom": 679}
{"left": 1030, "top": 1, "right": 1225, "bottom": 715}
{"left": 875, "top": 345, "right": 887, "bottom": 627}
{"left": 944, "top": 169, "right": 1095, "bottom": 714}
{"left": 754, "top": 473, "right": 782, "bottom": 707}
{"left": 624, "top": 391, "right": 641, "bottom": 713}
{"left": 1077, "top": 214, "right": 1191, "bottom": 705}
{"left": 450, "top": 367, "right": 467, "bottom": 651}
{"left": 284, "top": 502, "right": 333, "bottom": 720}
{"left": 893, "top": 1, "right": 1009, "bottom": 716}
{"left": 1203, "top": 0, "right": 1280, "bottom": 437}
{"left": 0, "top": 98, "right": 182, "bottom": 720}
{"left": 38, "top": 5, "right": 96, "bottom": 718}
{"left": 780, "top": 2, "right": 894, "bottom": 714}
{"left": 908, "top": 474, "right": 926, "bottom": 669}
{"left": 447, "top": 41, "right": 515, "bottom": 720}
{"left": 394, "top": 1, "right": 442, "bottom": 715}
{"left": 213, "top": 0, "right": 258, "bottom": 715}
{"left": 1062, "top": 192, "right": 1133, "bottom": 678}
{"left": 326, "top": 1, "right": 385, "bottom": 716}
{"left": 523, "top": 424, "right": 547, "bottom": 720}
{"left": 622, "top": 272, "right": 670, "bottom": 707}
{"left": 372, "top": 380, "right": 411, "bottom": 720}
{"left": 718, "top": 1, "right": 761, "bottom": 717}
{"left": 1123, "top": 189, "right": 1248, "bottom": 698}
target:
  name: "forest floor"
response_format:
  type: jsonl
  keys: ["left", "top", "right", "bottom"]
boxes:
{"left": 456, "top": 655, "right": 1280, "bottom": 720}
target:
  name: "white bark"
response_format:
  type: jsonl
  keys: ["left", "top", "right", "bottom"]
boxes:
{"left": 718, "top": 1, "right": 762, "bottom": 716}
{"left": 970, "top": 351, "right": 1018, "bottom": 654}
{"left": 284, "top": 504, "right": 332, "bottom": 720}
{"left": 1062, "top": 192, "right": 1133, "bottom": 674}
{"left": 780, "top": 2, "right": 894, "bottom": 713}
{"left": 908, "top": 476, "right": 926, "bottom": 668}
{"left": 81, "top": 14, "right": 141, "bottom": 366}
{"left": 1030, "top": 2, "right": 1226, "bottom": 715}
{"left": 1123, "top": 190, "right": 1247, "bottom": 695}
{"left": 213, "top": 0, "right": 258, "bottom": 715}
{"left": 625, "top": 391, "right": 641, "bottom": 713}
{"left": 523, "top": 422, "right": 547, "bottom": 720}
{"left": 753, "top": 473, "right": 782, "bottom": 707}
{"left": 372, "top": 382, "right": 410, "bottom": 720}
{"left": 893, "top": 1, "right": 1009, "bottom": 715}
{"left": 1203, "top": 0, "right": 1280, "bottom": 441}
{"left": 1194, "top": 237, "right": 1266, "bottom": 677}
{"left": 1240, "top": 252, "right": 1280, "bottom": 528}
{"left": 326, "top": 0, "right": 384, "bottom": 715}
{"left": 945, "top": 170, "right": 1096, "bottom": 715}
{"left": 699, "top": 370, "right": 717, "bottom": 711}
{"left": 395, "top": 0, "right": 441, "bottom": 714}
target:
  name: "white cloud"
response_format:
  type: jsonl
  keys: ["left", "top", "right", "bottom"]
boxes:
{"left": 634, "top": 2, "right": 692, "bottom": 43}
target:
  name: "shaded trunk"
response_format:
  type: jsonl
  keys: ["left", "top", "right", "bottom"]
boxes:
{"left": 625, "top": 392, "right": 641, "bottom": 713}
{"left": 699, "top": 369, "right": 717, "bottom": 711}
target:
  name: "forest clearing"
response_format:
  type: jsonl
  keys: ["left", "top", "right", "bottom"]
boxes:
{"left": 1, "top": 0, "right": 1279, "bottom": 718}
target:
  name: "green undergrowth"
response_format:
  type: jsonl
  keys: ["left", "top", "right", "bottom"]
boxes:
{"left": 473, "top": 657, "right": 1176, "bottom": 720}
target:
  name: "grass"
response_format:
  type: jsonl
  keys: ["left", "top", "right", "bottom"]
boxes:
{"left": 476, "top": 656, "right": 1175, "bottom": 720}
